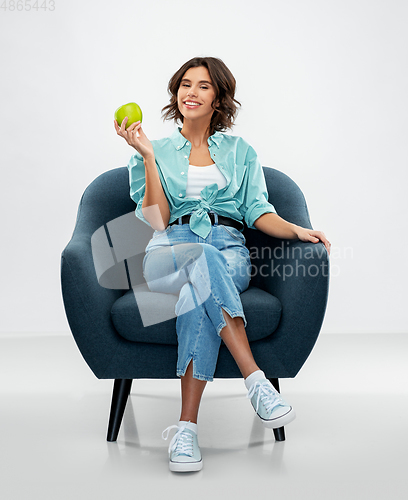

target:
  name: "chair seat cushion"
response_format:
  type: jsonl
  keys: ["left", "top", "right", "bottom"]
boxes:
{"left": 111, "top": 285, "right": 282, "bottom": 345}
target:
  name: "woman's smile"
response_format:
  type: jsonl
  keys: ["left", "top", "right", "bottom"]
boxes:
{"left": 177, "top": 66, "right": 217, "bottom": 121}
{"left": 183, "top": 101, "right": 202, "bottom": 109}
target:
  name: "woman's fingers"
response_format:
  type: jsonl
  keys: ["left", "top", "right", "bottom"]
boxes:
{"left": 114, "top": 117, "right": 126, "bottom": 135}
{"left": 128, "top": 121, "right": 142, "bottom": 134}
{"left": 119, "top": 116, "right": 128, "bottom": 134}
{"left": 114, "top": 118, "right": 151, "bottom": 156}
{"left": 315, "top": 232, "right": 331, "bottom": 254}
{"left": 127, "top": 121, "right": 142, "bottom": 140}
{"left": 305, "top": 230, "right": 331, "bottom": 254}
{"left": 114, "top": 117, "right": 142, "bottom": 137}
{"left": 115, "top": 118, "right": 140, "bottom": 146}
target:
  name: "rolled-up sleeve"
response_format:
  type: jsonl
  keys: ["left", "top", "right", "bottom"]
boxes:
{"left": 239, "top": 146, "right": 277, "bottom": 229}
{"left": 127, "top": 152, "right": 150, "bottom": 226}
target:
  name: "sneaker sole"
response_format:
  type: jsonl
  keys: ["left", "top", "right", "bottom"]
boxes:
{"left": 169, "top": 460, "right": 203, "bottom": 472}
{"left": 260, "top": 408, "right": 296, "bottom": 429}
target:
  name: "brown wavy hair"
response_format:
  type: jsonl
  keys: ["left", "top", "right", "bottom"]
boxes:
{"left": 161, "top": 57, "right": 241, "bottom": 136}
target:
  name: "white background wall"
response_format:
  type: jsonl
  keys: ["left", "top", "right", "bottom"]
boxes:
{"left": 0, "top": 0, "right": 407, "bottom": 334}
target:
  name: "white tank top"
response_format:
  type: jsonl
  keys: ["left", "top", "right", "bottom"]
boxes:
{"left": 186, "top": 164, "right": 227, "bottom": 199}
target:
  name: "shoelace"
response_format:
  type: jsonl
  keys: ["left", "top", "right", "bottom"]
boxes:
{"left": 247, "top": 380, "right": 285, "bottom": 415}
{"left": 162, "top": 423, "right": 194, "bottom": 457}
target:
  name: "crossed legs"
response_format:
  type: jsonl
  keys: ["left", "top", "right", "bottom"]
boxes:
{"left": 144, "top": 241, "right": 256, "bottom": 423}
{"left": 179, "top": 309, "right": 260, "bottom": 423}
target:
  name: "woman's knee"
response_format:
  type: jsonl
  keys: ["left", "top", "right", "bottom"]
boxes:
{"left": 199, "top": 243, "right": 227, "bottom": 267}
{"left": 172, "top": 243, "right": 205, "bottom": 270}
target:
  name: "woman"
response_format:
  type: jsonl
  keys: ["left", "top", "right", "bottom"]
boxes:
{"left": 114, "top": 56, "right": 330, "bottom": 473}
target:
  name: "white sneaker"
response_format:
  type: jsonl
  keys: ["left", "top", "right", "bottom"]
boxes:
{"left": 162, "top": 421, "right": 203, "bottom": 472}
{"left": 247, "top": 379, "right": 296, "bottom": 428}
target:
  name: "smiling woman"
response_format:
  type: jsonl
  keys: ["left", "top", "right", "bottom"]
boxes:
{"left": 114, "top": 55, "right": 330, "bottom": 474}
{"left": 180, "top": 77, "right": 211, "bottom": 110}
{"left": 176, "top": 67, "right": 219, "bottom": 133}
{"left": 161, "top": 56, "right": 241, "bottom": 136}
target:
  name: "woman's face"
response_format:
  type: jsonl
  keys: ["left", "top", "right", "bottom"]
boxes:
{"left": 177, "top": 66, "right": 218, "bottom": 124}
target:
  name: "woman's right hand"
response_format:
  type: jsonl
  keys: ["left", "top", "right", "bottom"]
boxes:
{"left": 114, "top": 117, "right": 155, "bottom": 160}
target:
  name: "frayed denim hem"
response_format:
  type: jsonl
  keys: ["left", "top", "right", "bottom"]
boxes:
{"left": 176, "top": 370, "right": 214, "bottom": 382}
{"left": 215, "top": 306, "right": 247, "bottom": 337}
{"left": 176, "top": 356, "right": 215, "bottom": 382}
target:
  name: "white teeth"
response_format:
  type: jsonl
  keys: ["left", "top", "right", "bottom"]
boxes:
{"left": 185, "top": 102, "right": 200, "bottom": 106}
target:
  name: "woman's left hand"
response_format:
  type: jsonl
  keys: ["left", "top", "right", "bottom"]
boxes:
{"left": 295, "top": 226, "right": 331, "bottom": 255}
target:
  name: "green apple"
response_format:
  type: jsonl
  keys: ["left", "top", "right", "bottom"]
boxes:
{"left": 114, "top": 102, "right": 143, "bottom": 129}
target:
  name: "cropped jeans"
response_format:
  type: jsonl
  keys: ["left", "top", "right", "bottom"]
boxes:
{"left": 142, "top": 216, "right": 252, "bottom": 382}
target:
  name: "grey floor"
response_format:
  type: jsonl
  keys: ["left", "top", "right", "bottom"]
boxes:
{"left": 1, "top": 333, "right": 408, "bottom": 500}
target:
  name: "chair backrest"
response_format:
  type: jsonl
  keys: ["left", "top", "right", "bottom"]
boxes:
{"left": 260, "top": 167, "right": 311, "bottom": 230}
{"left": 75, "top": 166, "right": 313, "bottom": 292}
{"left": 75, "top": 166, "right": 311, "bottom": 238}
{"left": 73, "top": 167, "right": 135, "bottom": 237}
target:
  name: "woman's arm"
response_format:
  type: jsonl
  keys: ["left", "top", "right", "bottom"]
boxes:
{"left": 142, "top": 156, "right": 170, "bottom": 230}
{"left": 254, "top": 212, "right": 331, "bottom": 254}
{"left": 115, "top": 118, "right": 170, "bottom": 230}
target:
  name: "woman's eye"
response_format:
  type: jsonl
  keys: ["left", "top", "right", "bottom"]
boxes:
{"left": 181, "top": 84, "right": 208, "bottom": 89}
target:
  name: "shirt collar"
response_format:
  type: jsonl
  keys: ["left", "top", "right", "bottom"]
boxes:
{"left": 170, "top": 127, "right": 224, "bottom": 150}
{"left": 208, "top": 130, "right": 223, "bottom": 148}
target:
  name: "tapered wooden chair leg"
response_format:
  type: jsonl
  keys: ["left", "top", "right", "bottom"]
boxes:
{"left": 107, "top": 379, "right": 133, "bottom": 442}
{"left": 269, "top": 377, "right": 286, "bottom": 442}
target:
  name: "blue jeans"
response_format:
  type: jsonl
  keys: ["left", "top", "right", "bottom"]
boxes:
{"left": 142, "top": 218, "right": 251, "bottom": 382}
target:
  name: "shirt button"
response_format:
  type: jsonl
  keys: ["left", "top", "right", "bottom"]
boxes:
{"left": 179, "top": 193, "right": 183, "bottom": 197}
{"left": 177, "top": 146, "right": 180, "bottom": 150}
{"left": 186, "top": 142, "right": 189, "bottom": 146}
{"left": 184, "top": 155, "right": 188, "bottom": 159}
{"left": 181, "top": 171, "right": 185, "bottom": 175}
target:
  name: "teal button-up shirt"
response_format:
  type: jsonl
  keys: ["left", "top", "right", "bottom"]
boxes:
{"left": 127, "top": 127, "right": 276, "bottom": 239}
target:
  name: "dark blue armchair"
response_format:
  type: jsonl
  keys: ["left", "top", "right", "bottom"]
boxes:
{"left": 60, "top": 166, "right": 329, "bottom": 443}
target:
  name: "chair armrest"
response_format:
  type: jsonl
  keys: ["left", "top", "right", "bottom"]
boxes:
{"left": 250, "top": 239, "right": 330, "bottom": 377}
{"left": 61, "top": 236, "right": 125, "bottom": 378}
